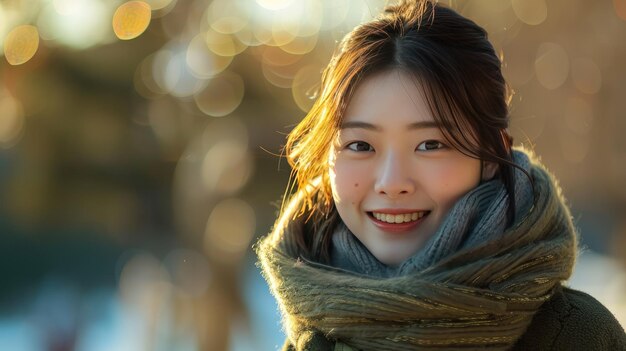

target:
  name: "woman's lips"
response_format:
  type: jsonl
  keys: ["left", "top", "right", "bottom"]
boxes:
{"left": 367, "top": 211, "right": 430, "bottom": 233}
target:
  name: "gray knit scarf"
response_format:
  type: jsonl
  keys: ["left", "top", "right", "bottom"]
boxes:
{"left": 257, "top": 148, "right": 578, "bottom": 350}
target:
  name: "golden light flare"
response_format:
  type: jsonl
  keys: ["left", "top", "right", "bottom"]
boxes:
{"left": 292, "top": 64, "right": 322, "bottom": 112}
{"left": 194, "top": 72, "right": 245, "bottom": 117}
{"left": 535, "top": 42, "right": 569, "bottom": 90}
{"left": 3, "top": 25, "right": 40, "bottom": 66}
{"left": 511, "top": 0, "right": 547, "bottom": 26}
{"left": 204, "top": 198, "right": 256, "bottom": 265}
{"left": 112, "top": 1, "right": 152, "bottom": 40}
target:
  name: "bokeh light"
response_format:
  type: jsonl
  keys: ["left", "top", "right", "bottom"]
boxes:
{"left": 319, "top": 0, "right": 351, "bottom": 30}
{"left": 204, "top": 198, "right": 256, "bottom": 265}
{"left": 164, "top": 249, "right": 211, "bottom": 297}
{"left": 3, "top": 1, "right": 626, "bottom": 349}
{"left": 204, "top": 28, "right": 247, "bottom": 57}
{"left": 36, "top": 0, "right": 110, "bottom": 49}
{"left": 280, "top": 33, "right": 318, "bottom": 55}
{"left": 201, "top": 136, "right": 253, "bottom": 195}
{"left": 167, "top": 49, "right": 209, "bottom": 97}
{"left": 270, "top": 24, "right": 297, "bottom": 47}
{"left": 148, "top": 97, "right": 183, "bottom": 158}
{"left": 262, "top": 60, "right": 296, "bottom": 88}
{"left": 144, "top": 0, "right": 176, "bottom": 11}
{"left": 186, "top": 34, "right": 233, "bottom": 79}
{"left": 0, "top": 89, "right": 25, "bottom": 147}
{"left": 511, "top": 0, "right": 547, "bottom": 26}
{"left": 614, "top": 0, "right": 626, "bottom": 21}
{"left": 273, "top": 0, "right": 323, "bottom": 37}
{"left": 255, "top": 0, "right": 295, "bottom": 11}
{"left": 194, "top": 72, "right": 245, "bottom": 117}
{"left": 292, "top": 64, "right": 322, "bottom": 112}
{"left": 3, "top": 25, "right": 39, "bottom": 65}
{"left": 207, "top": 0, "right": 248, "bottom": 34}
{"left": 118, "top": 252, "right": 170, "bottom": 311}
{"left": 558, "top": 97, "right": 594, "bottom": 164}
{"left": 559, "top": 129, "right": 589, "bottom": 164}
{"left": 563, "top": 97, "right": 594, "bottom": 136}
{"left": 53, "top": 0, "right": 82, "bottom": 16}
{"left": 535, "top": 42, "right": 569, "bottom": 90}
{"left": 251, "top": 23, "right": 274, "bottom": 46}
{"left": 509, "top": 114, "right": 545, "bottom": 144}
{"left": 134, "top": 53, "right": 168, "bottom": 98}
{"left": 113, "top": 1, "right": 152, "bottom": 40}
{"left": 262, "top": 46, "right": 302, "bottom": 67}
{"left": 571, "top": 58, "right": 602, "bottom": 95}
{"left": 502, "top": 42, "right": 535, "bottom": 86}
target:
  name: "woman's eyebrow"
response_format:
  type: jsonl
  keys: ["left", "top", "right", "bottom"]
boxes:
{"left": 340, "top": 120, "right": 440, "bottom": 130}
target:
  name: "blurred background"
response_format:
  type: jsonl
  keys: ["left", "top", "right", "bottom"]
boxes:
{"left": 1, "top": 0, "right": 625, "bottom": 350}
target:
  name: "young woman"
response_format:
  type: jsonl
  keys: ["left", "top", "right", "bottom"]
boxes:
{"left": 257, "top": 1, "right": 626, "bottom": 350}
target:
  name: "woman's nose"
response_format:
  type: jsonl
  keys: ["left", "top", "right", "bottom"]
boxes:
{"left": 374, "top": 153, "right": 416, "bottom": 198}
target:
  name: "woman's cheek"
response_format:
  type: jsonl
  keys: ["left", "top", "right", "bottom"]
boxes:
{"left": 331, "top": 158, "right": 368, "bottom": 204}
{"left": 425, "top": 160, "right": 480, "bottom": 205}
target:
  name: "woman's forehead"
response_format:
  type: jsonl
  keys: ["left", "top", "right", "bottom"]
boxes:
{"left": 343, "top": 70, "right": 435, "bottom": 125}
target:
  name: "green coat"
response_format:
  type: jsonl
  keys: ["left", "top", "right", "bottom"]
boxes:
{"left": 282, "top": 286, "right": 626, "bottom": 351}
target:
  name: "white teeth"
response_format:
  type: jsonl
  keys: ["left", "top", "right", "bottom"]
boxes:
{"left": 372, "top": 211, "right": 428, "bottom": 224}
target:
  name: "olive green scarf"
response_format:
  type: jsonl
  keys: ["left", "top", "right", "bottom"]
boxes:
{"left": 257, "top": 149, "right": 578, "bottom": 350}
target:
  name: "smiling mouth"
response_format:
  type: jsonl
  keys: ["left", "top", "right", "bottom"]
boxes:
{"left": 368, "top": 211, "right": 430, "bottom": 224}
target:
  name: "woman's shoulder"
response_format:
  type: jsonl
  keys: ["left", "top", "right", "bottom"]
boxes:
{"left": 512, "top": 285, "right": 626, "bottom": 350}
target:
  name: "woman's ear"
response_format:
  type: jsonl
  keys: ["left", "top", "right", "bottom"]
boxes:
{"left": 482, "top": 161, "right": 498, "bottom": 181}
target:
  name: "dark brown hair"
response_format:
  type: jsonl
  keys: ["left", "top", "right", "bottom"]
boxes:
{"left": 281, "top": 0, "right": 519, "bottom": 262}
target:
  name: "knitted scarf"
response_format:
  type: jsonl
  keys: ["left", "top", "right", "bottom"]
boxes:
{"left": 257, "top": 148, "right": 578, "bottom": 350}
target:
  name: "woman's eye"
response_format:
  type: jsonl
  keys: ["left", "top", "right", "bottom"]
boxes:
{"left": 416, "top": 140, "right": 446, "bottom": 151}
{"left": 346, "top": 141, "right": 374, "bottom": 152}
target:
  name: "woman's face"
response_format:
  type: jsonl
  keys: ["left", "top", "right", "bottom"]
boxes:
{"left": 329, "top": 70, "right": 483, "bottom": 265}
